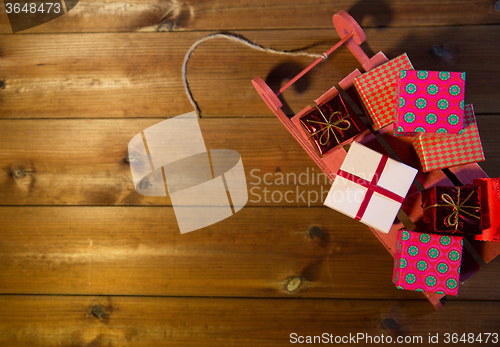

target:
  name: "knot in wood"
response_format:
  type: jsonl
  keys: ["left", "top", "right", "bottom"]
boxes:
{"left": 495, "top": 0, "right": 500, "bottom": 12}
{"left": 138, "top": 179, "right": 152, "bottom": 190}
{"left": 383, "top": 318, "right": 400, "bottom": 330}
{"left": 11, "top": 168, "right": 25, "bottom": 179}
{"left": 286, "top": 276, "right": 302, "bottom": 293}
{"left": 431, "top": 45, "right": 445, "bottom": 58}
{"left": 125, "top": 151, "right": 141, "bottom": 164}
{"left": 91, "top": 304, "right": 105, "bottom": 319}
{"left": 308, "top": 225, "right": 324, "bottom": 239}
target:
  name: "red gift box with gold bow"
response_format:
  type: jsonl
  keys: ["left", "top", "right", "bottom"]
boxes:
{"left": 421, "top": 185, "right": 482, "bottom": 236}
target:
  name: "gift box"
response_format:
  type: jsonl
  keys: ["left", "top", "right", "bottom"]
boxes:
{"left": 421, "top": 185, "right": 481, "bottom": 236}
{"left": 354, "top": 53, "right": 414, "bottom": 131}
{"left": 394, "top": 70, "right": 465, "bottom": 136}
{"left": 474, "top": 178, "right": 500, "bottom": 242}
{"left": 324, "top": 141, "right": 417, "bottom": 233}
{"left": 393, "top": 229, "right": 462, "bottom": 296}
{"left": 299, "top": 94, "right": 361, "bottom": 155}
{"left": 412, "top": 104, "right": 485, "bottom": 172}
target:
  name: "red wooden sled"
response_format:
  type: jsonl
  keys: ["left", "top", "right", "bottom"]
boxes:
{"left": 252, "top": 10, "right": 500, "bottom": 309}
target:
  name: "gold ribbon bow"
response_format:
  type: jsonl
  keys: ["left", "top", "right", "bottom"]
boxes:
{"left": 423, "top": 188, "right": 481, "bottom": 231}
{"left": 306, "top": 106, "right": 352, "bottom": 146}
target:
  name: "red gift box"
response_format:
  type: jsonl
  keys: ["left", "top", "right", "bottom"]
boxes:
{"left": 298, "top": 94, "right": 361, "bottom": 155}
{"left": 394, "top": 70, "right": 465, "bottom": 136}
{"left": 474, "top": 178, "right": 500, "bottom": 242}
{"left": 393, "top": 230, "right": 462, "bottom": 296}
{"left": 421, "top": 185, "right": 482, "bottom": 236}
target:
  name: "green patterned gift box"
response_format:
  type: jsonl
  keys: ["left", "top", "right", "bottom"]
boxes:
{"left": 354, "top": 53, "right": 414, "bottom": 131}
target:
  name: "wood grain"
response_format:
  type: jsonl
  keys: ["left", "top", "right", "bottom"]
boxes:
{"left": 0, "top": 117, "right": 499, "bottom": 207}
{"left": 0, "top": 206, "right": 499, "bottom": 300}
{"left": 1, "top": 295, "right": 500, "bottom": 347}
{"left": 476, "top": 116, "right": 500, "bottom": 177}
{"left": 0, "top": 118, "right": 326, "bottom": 206}
{"left": 1, "top": 0, "right": 500, "bottom": 337}
{"left": 1, "top": 26, "right": 500, "bottom": 118}
{"left": 1, "top": 0, "right": 499, "bottom": 33}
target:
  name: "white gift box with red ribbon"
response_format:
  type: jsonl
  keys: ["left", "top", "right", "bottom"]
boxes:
{"left": 324, "top": 141, "right": 418, "bottom": 233}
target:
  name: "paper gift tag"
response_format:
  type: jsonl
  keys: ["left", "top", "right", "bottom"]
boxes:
{"left": 324, "top": 141, "right": 417, "bottom": 233}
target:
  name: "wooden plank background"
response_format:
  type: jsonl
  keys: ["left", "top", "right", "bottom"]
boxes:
{"left": 1, "top": 0, "right": 500, "bottom": 345}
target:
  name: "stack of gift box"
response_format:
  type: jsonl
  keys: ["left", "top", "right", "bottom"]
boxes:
{"left": 295, "top": 53, "right": 500, "bottom": 297}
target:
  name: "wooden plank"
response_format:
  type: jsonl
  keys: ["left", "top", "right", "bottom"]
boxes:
{"left": 0, "top": 118, "right": 328, "bottom": 206}
{"left": 1, "top": 295, "right": 500, "bottom": 347}
{"left": 1, "top": 118, "right": 499, "bottom": 207}
{"left": 0, "top": 206, "right": 417, "bottom": 298}
{"left": 1, "top": 0, "right": 499, "bottom": 34}
{"left": 477, "top": 116, "right": 500, "bottom": 178}
{"left": 1, "top": 206, "right": 499, "bottom": 300}
{"left": 1, "top": 26, "right": 500, "bottom": 118}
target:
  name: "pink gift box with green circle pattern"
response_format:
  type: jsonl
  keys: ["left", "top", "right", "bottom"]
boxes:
{"left": 393, "top": 229, "right": 463, "bottom": 296}
{"left": 394, "top": 70, "right": 465, "bottom": 136}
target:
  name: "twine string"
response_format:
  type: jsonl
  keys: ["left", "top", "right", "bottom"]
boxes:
{"left": 182, "top": 33, "right": 325, "bottom": 117}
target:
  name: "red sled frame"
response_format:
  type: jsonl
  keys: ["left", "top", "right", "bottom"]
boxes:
{"left": 252, "top": 10, "right": 500, "bottom": 309}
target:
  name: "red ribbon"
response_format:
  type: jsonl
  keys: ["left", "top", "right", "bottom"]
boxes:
{"left": 337, "top": 155, "right": 405, "bottom": 221}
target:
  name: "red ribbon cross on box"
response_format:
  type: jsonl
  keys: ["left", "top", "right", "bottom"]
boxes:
{"left": 337, "top": 156, "right": 405, "bottom": 221}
